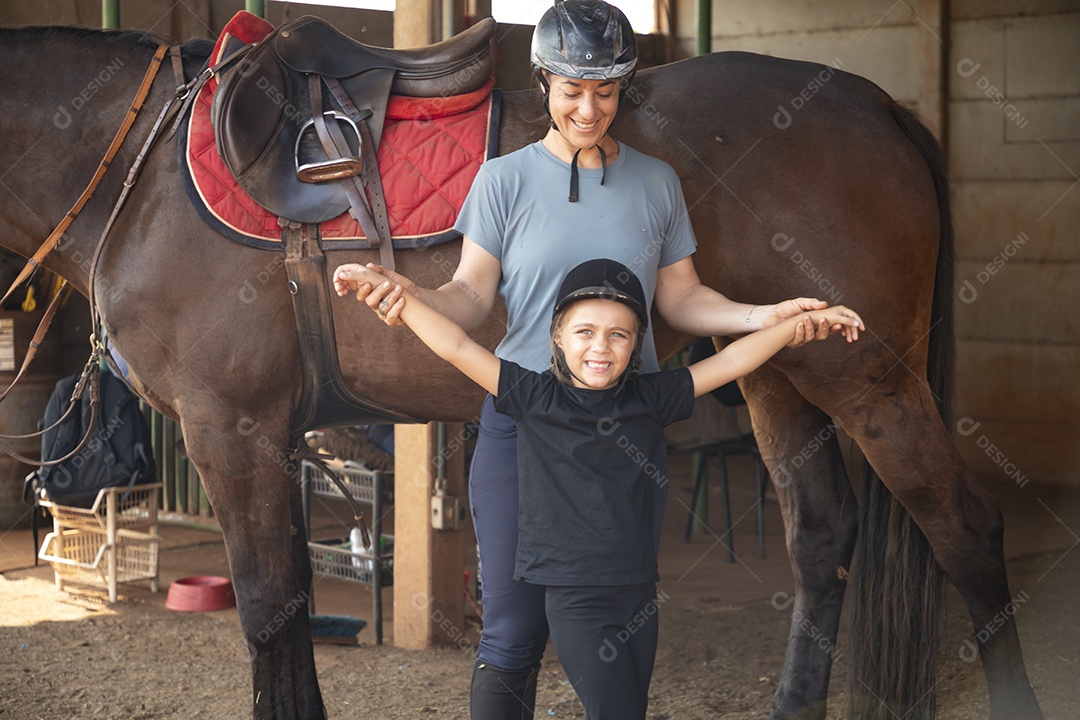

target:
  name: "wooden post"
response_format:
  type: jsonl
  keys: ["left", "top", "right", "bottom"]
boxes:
{"left": 395, "top": 0, "right": 439, "bottom": 49}
{"left": 916, "top": 0, "right": 948, "bottom": 144}
{"left": 393, "top": 422, "right": 468, "bottom": 649}
{"left": 391, "top": 0, "right": 468, "bottom": 651}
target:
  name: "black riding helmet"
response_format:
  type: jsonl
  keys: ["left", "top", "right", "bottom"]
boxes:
{"left": 550, "top": 259, "right": 648, "bottom": 388}
{"left": 553, "top": 258, "right": 647, "bottom": 327}
{"left": 531, "top": 1, "right": 638, "bottom": 202}
{"left": 530, "top": 0, "right": 638, "bottom": 82}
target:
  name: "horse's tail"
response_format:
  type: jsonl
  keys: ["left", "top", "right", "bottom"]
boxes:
{"left": 847, "top": 101, "right": 952, "bottom": 720}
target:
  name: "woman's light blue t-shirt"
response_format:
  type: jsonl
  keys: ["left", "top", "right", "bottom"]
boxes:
{"left": 454, "top": 140, "right": 697, "bottom": 374}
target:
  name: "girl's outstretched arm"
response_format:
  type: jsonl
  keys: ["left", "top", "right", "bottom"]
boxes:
{"left": 333, "top": 264, "right": 501, "bottom": 395}
{"left": 689, "top": 306, "right": 863, "bottom": 398}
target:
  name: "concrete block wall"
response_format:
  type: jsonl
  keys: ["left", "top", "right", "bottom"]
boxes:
{"left": 671, "top": 0, "right": 1078, "bottom": 485}
{"left": 950, "top": 2, "right": 1079, "bottom": 486}
{"left": 672, "top": 1, "right": 928, "bottom": 105}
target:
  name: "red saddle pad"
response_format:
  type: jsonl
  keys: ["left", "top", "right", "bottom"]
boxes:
{"left": 180, "top": 12, "right": 498, "bottom": 250}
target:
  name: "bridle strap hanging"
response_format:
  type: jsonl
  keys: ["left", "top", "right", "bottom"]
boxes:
{"left": 0, "top": 43, "right": 169, "bottom": 307}
{"left": 0, "top": 44, "right": 171, "bottom": 464}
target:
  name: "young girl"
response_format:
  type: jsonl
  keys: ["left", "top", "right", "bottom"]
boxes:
{"left": 333, "top": 258, "right": 863, "bottom": 720}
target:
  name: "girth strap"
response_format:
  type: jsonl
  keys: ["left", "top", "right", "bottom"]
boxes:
{"left": 281, "top": 221, "right": 419, "bottom": 435}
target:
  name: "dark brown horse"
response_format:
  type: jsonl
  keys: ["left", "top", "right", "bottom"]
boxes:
{"left": 0, "top": 25, "right": 1042, "bottom": 720}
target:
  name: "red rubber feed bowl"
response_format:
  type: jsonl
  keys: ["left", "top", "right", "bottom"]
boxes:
{"left": 165, "top": 576, "right": 236, "bottom": 612}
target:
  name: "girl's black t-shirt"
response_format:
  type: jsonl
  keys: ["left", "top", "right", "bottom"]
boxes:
{"left": 495, "top": 359, "right": 694, "bottom": 586}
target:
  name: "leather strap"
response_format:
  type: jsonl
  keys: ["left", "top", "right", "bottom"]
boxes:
{"left": 282, "top": 221, "right": 419, "bottom": 435}
{"left": 324, "top": 77, "right": 396, "bottom": 271}
{"left": 89, "top": 49, "right": 203, "bottom": 334}
{"left": 0, "top": 356, "right": 101, "bottom": 467}
{"left": 0, "top": 44, "right": 169, "bottom": 306}
{"left": 307, "top": 75, "right": 396, "bottom": 271}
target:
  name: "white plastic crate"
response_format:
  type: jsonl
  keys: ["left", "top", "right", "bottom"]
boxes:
{"left": 39, "top": 527, "right": 160, "bottom": 589}
{"left": 308, "top": 535, "right": 393, "bottom": 587}
{"left": 39, "top": 484, "right": 160, "bottom": 532}
{"left": 301, "top": 460, "right": 391, "bottom": 505}
{"left": 38, "top": 484, "right": 162, "bottom": 602}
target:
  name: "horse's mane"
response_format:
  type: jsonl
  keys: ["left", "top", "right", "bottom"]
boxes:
{"left": 0, "top": 25, "right": 212, "bottom": 59}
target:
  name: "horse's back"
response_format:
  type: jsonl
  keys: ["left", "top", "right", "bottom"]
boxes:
{"left": 605, "top": 52, "right": 943, "bottom": 364}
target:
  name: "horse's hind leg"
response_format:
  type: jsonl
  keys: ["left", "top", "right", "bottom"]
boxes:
{"left": 801, "top": 370, "right": 1043, "bottom": 720}
{"left": 181, "top": 409, "right": 326, "bottom": 720}
{"left": 739, "top": 365, "right": 858, "bottom": 720}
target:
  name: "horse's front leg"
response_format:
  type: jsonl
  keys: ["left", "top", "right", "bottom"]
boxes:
{"left": 182, "top": 408, "right": 325, "bottom": 720}
{"left": 740, "top": 365, "right": 857, "bottom": 720}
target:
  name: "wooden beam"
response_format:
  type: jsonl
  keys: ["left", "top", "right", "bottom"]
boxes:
{"left": 392, "top": 422, "right": 467, "bottom": 649}
{"left": 395, "top": 0, "right": 438, "bottom": 47}
{"left": 916, "top": 0, "right": 948, "bottom": 144}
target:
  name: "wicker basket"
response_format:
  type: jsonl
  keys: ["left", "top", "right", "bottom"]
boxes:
{"left": 39, "top": 485, "right": 160, "bottom": 532}
{"left": 38, "top": 527, "right": 160, "bottom": 587}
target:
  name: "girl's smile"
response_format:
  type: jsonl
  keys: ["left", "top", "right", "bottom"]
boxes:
{"left": 555, "top": 299, "right": 639, "bottom": 390}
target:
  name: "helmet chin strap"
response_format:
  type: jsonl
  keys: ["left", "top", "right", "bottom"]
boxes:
{"left": 537, "top": 73, "right": 610, "bottom": 203}
{"left": 569, "top": 141, "right": 607, "bottom": 203}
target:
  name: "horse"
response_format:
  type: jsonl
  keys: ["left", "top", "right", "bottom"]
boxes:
{"left": 0, "top": 24, "right": 1043, "bottom": 720}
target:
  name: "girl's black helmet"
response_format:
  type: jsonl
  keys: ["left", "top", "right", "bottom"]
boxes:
{"left": 550, "top": 258, "right": 649, "bottom": 387}
{"left": 553, "top": 258, "right": 648, "bottom": 329}
{"left": 530, "top": 0, "right": 638, "bottom": 81}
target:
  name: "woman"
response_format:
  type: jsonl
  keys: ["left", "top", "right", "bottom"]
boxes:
{"left": 353, "top": 2, "right": 859, "bottom": 717}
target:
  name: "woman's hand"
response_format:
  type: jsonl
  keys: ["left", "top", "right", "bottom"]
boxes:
{"left": 763, "top": 298, "right": 864, "bottom": 345}
{"left": 332, "top": 263, "right": 418, "bottom": 326}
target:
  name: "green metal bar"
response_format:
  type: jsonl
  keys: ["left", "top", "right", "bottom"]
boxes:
{"left": 187, "top": 460, "right": 199, "bottom": 518}
{"left": 167, "top": 419, "right": 184, "bottom": 513}
{"left": 102, "top": 0, "right": 120, "bottom": 29}
{"left": 690, "top": 451, "right": 708, "bottom": 533}
{"left": 246, "top": 0, "right": 266, "bottom": 19}
{"left": 162, "top": 416, "right": 176, "bottom": 511}
{"left": 696, "top": 0, "right": 712, "bottom": 56}
{"left": 199, "top": 479, "right": 212, "bottom": 518}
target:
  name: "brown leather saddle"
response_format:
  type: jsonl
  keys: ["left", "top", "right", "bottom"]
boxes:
{"left": 207, "top": 16, "right": 496, "bottom": 434}
{"left": 212, "top": 15, "right": 494, "bottom": 227}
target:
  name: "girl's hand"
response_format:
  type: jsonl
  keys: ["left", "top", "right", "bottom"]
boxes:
{"left": 764, "top": 298, "right": 836, "bottom": 347}
{"left": 332, "top": 263, "right": 416, "bottom": 326}
{"left": 804, "top": 305, "right": 865, "bottom": 343}
{"left": 333, "top": 263, "right": 378, "bottom": 296}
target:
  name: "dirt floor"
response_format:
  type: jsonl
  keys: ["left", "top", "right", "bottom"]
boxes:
{"left": 1, "top": 455, "right": 1078, "bottom": 720}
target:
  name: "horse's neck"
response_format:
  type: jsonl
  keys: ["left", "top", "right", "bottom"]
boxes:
{"left": 0, "top": 29, "right": 168, "bottom": 289}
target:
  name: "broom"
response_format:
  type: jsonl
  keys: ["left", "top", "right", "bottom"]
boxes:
{"left": 310, "top": 614, "right": 367, "bottom": 645}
